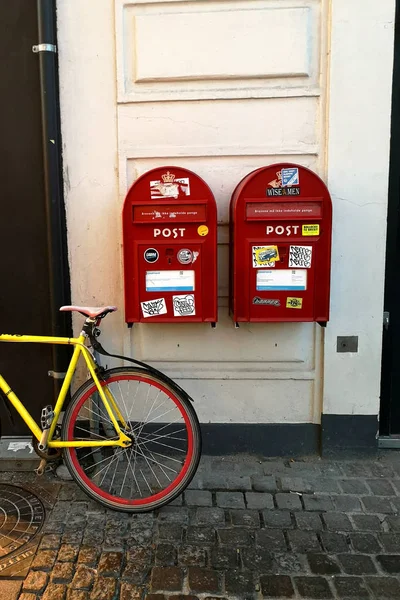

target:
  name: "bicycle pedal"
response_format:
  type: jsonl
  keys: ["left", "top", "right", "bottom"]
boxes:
{"left": 41, "top": 405, "right": 54, "bottom": 429}
{"left": 35, "top": 458, "right": 47, "bottom": 476}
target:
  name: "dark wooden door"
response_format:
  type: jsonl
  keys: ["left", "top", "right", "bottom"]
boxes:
{"left": 0, "top": 2, "right": 55, "bottom": 435}
{"left": 380, "top": 1, "right": 400, "bottom": 436}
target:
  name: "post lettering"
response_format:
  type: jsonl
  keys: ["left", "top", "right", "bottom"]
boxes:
{"left": 153, "top": 227, "right": 186, "bottom": 238}
{"left": 266, "top": 225, "right": 301, "bottom": 236}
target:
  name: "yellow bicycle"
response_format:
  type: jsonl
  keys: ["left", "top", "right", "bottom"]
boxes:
{"left": 0, "top": 305, "right": 201, "bottom": 512}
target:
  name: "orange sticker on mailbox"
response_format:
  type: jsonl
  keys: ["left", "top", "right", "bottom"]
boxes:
{"left": 197, "top": 225, "right": 209, "bottom": 236}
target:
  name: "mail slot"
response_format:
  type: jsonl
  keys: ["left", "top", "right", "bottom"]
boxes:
{"left": 229, "top": 163, "right": 332, "bottom": 324}
{"left": 122, "top": 166, "right": 217, "bottom": 324}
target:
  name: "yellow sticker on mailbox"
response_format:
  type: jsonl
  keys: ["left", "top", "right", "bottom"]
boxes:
{"left": 302, "top": 224, "right": 320, "bottom": 236}
{"left": 197, "top": 225, "right": 209, "bottom": 236}
{"left": 286, "top": 297, "right": 303, "bottom": 309}
{"left": 253, "top": 245, "right": 280, "bottom": 267}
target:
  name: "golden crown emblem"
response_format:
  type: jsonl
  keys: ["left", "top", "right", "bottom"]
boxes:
{"left": 162, "top": 171, "right": 175, "bottom": 183}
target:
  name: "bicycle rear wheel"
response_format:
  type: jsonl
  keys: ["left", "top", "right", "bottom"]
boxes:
{"left": 61, "top": 367, "right": 201, "bottom": 512}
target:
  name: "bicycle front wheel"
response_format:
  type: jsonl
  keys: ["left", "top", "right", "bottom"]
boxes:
{"left": 61, "top": 367, "right": 201, "bottom": 512}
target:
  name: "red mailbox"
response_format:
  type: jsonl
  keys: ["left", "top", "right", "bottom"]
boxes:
{"left": 230, "top": 163, "right": 332, "bottom": 324}
{"left": 123, "top": 166, "right": 217, "bottom": 324}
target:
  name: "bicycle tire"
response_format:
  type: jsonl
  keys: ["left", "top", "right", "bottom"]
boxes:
{"left": 61, "top": 367, "right": 201, "bottom": 512}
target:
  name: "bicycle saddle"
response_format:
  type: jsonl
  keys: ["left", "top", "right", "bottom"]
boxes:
{"left": 60, "top": 305, "right": 117, "bottom": 318}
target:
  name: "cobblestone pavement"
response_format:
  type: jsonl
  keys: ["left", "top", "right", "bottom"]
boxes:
{"left": 3, "top": 453, "right": 400, "bottom": 599}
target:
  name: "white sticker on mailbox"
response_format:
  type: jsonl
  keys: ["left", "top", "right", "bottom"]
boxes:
{"left": 173, "top": 294, "right": 196, "bottom": 317}
{"left": 146, "top": 270, "right": 195, "bottom": 292}
{"left": 150, "top": 172, "right": 190, "bottom": 199}
{"left": 141, "top": 298, "right": 167, "bottom": 318}
{"left": 256, "top": 269, "right": 307, "bottom": 291}
{"left": 288, "top": 245, "right": 312, "bottom": 269}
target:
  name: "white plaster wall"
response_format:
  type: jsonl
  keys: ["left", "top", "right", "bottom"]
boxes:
{"left": 116, "top": 0, "right": 327, "bottom": 425}
{"left": 323, "top": 0, "right": 395, "bottom": 416}
{"left": 57, "top": 0, "right": 125, "bottom": 364}
{"left": 56, "top": 0, "right": 395, "bottom": 427}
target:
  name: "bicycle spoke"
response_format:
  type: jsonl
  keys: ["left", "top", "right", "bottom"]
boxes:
{"left": 143, "top": 449, "right": 182, "bottom": 465}
{"left": 131, "top": 446, "right": 142, "bottom": 497}
{"left": 150, "top": 422, "right": 187, "bottom": 437}
{"left": 108, "top": 448, "right": 121, "bottom": 494}
{"left": 134, "top": 450, "right": 179, "bottom": 474}
{"left": 137, "top": 437, "right": 186, "bottom": 453}
{"left": 134, "top": 384, "right": 152, "bottom": 435}
{"left": 140, "top": 469, "right": 152, "bottom": 494}
{"left": 132, "top": 407, "right": 181, "bottom": 435}
{"left": 127, "top": 378, "right": 140, "bottom": 423}
{"left": 99, "top": 449, "right": 121, "bottom": 487}
{"left": 116, "top": 379, "right": 131, "bottom": 425}
{"left": 83, "top": 447, "right": 124, "bottom": 474}
{"left": 139, "top": 428, "right": 186, "bottom": 443}
{"left": 136, "top": 444, "right": 162, "bottom": 488}
{"left": 133, "top": 388, "right": 163, "bottom": 439}
{"left": 74, "top": 425, "right": 111, "bottom": 441}
{"left": 119, "top": 452, "right": 130, "bottom": 497}
{"left": 79, "top": 446, "right": 114, "bottom": 462}
{"left": 148, "top": 449, "right": 172, "bottom": 482}
{"left": 123, "top": 447, "right": 142, "bottom": 496}
{"left": 87, "top": 402, "right": 116, "bottom": 429}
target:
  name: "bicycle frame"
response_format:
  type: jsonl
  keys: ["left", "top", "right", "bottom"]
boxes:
{"left": 0, "top": 333, "right": 131, "bottom": 448}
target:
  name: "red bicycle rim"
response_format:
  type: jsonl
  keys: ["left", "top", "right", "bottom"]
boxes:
{"left": 66, "top": 374, "right": 194, "bottom": 506}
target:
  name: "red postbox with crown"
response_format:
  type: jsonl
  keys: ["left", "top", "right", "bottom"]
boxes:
{"left": 123, "top": 166, "right": 217, "bottom": 325}
{"left": 229, "top": 163, "right": 332, "bottom": 325}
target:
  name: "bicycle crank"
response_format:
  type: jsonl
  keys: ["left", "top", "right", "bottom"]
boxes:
{"left": 32, "top": 408, "right": 62, "bottom": 468}
{"left": 32, "top": 434, "right": 62, "bottom": 461}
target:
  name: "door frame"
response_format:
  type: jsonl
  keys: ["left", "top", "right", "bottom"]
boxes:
{"left": 379, "top": 0, "right": 400, "bottom": 442}
{"left": 0, "top": 1, "right": 71, "bottom": 438}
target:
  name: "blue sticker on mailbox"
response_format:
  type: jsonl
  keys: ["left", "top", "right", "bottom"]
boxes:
{"left": 281, "top": 168, "right": 299, "bottom": 187}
